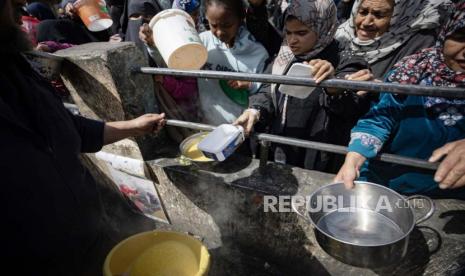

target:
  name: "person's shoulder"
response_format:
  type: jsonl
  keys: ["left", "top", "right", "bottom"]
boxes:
{"left": 239, "top": 27, "right": 268, "bottom": 57}
{"left": 404, "top": 29, "right": 437, "bottom": 51}
{"left": 317, "top": 40, "right": 340, "bottom": 66}
{"left": 199, "top": 30, "right": 215, "bottom": 46}
{"left": 199, "top": 30, "right": 213, "bottom": 41}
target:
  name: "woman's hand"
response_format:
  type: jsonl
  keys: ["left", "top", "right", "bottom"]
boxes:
{"left": 233, "top": 109, "right": 260, "bottom": 137}
{"left": 103, "top": 113, "right": 166, "bottom": 145}
{"left": 35, "top": 43, "right": 51, "bottom": 52}
{"left": 139, "top": 23, "right": 155, "bottom": 47}
{"left": 306, "top": 59, "right": 334, "bottom": 84}
{"left": 228, "top": 80, "right": 252, "bottom": 90}
{"left": 429, "top": 139, "right": 465, "bottom": 189}
{"left": 65, "top": 0, "right": 81, "bottom": 18}
{"left": 129, "top": 113, "right": 166, "bottom": 136}
{"left": 345, "top": 69, "right": 377, "bottom": 96}
{"left": 334, "top": 152, "right": 367, "bottom": 189}
{"left": 109, "top": 34, "right": 122, "bottom": 43}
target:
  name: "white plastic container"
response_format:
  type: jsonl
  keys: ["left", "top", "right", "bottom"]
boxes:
{"left": 76, "top": 0, "right": 113, "bottom": 32}
{"left": 198, "top": 124, "right": 245, "bottom": 161}
{"left": 149, "top": 9, "right": 208, "bottom": 70}
{"left": 278, "top": 63, "right": 315, "bottom": 99}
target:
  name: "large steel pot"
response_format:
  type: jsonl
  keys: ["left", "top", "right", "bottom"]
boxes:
{"left": 292, "top": 181, "right": 435, "bottom": 268}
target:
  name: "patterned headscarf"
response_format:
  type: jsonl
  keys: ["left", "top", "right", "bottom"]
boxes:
{"left": 172, "top": 0, "right": 200, "bottom": 13}
{"left": 336, "top": 0, "right": 445, "bottom": 64}
{"left": 272, "top": 0, "right": 338, "bottom": 76}
{"left": 386, "top": 1, "right": 465, "bottom": 126}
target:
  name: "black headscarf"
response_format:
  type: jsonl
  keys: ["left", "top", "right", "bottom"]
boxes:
{"left": 121, "top": 0, "right": 162, "bottom": 52}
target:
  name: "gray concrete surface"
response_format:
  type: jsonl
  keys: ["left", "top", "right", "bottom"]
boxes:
{"left": 147, "top": 154, "right": 465, "bottom": 276}
{"left": 55, "top": 42, "right": 173, "bottom": 161}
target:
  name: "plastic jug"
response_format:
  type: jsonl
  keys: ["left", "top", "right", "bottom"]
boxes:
{"left": 198, "top": 124, "right": 245, "bottom": 161}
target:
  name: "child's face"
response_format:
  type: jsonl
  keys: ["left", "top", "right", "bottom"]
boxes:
{"left": 206, "top": 3, "right": 241, "bottom": 47}
{"left": 285, "top": 18, "right": 318, "bottom": 56}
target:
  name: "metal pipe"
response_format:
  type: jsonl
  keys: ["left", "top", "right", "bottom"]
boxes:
{"left": 259, "top": 140, "right": 271, "bottom": 169}
{"left": 135, "top": 67, "right": 465, "bottom": 99}
{"left": 166, "top": 119, "right": 215, "bottom": 131}
{"left": 166, "top": 120, "right": 439, "bottom": 171}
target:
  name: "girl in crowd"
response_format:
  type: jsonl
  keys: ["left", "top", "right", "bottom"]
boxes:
{"left": 198, "top": 0, "right": 268, "bottom": 126}
{"left": 335, "top": 1, "right": 465, "bottom": 199}
{"left": 235, "top": 0, "right": 369, "bottom": 171}
{"left": 139, "top": 0, "right": 200, "bottom": 142}
{"left": 139, "top": 0, "right": 202, "bottom": 142}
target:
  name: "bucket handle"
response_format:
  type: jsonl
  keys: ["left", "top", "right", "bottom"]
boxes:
{"left": 291, "top": 196, "right": 312, "bottom": 223}
{"left": 406, "top": 195, "right": 435, "bottom": 224}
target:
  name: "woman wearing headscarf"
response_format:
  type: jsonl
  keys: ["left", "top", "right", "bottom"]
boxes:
{"left": 235, "top": 0, "right": 370, "bottom": 171}
{"left": 121, "top": 0, "right": 162, "bottom": 52}
{"left": 335, "top": 1, "right": 465, "bottom": 199}
{"left": 336, "top": 0, "right": 446, "bottom": 79}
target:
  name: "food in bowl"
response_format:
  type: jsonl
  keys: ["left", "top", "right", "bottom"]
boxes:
{"left": 180, "top": 132, "right": 213, "bottom": 162}
{"left": 130, "top": 241, "right": 199, "bottom": 276}
{"left": 185, "top": 141, "right": 212, "bottom": 162}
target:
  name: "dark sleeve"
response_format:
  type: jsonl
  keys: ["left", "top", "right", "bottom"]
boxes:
{"left": 70, "top": 114, "right": 105, "bottom": 153}
{"left": 371, "top": 30, "right": 437, "bottom": 78}
{"left": 318, "top": 40, "right": 340, "bottom": 68}
{"left": 337, "top": 0, "right": 355, "bottom": 24}
{"left": 249, "top": 60, "right": 275, "bottom": 127}
{"left": 246, "top": 2, "right": 283, "bottom": 57}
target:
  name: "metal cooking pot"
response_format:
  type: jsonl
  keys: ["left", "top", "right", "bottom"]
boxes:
{"left": 292, "top": 181, "right": 435, "bottom": 268}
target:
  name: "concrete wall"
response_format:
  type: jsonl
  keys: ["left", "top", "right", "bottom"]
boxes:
{"left": 55, "top": 42, "right": 173, "bottom": 161}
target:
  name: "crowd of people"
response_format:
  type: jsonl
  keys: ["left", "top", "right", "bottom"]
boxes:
{"left": 1, "top": 0, "right": 465, "bottom": 274}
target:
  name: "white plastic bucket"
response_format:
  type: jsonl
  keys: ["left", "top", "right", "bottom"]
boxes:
{"left": 149, "top": 9, "right": 208, "bottom": 70}
{"left": 198, "top": 124, "right": 245, "bottom": 161}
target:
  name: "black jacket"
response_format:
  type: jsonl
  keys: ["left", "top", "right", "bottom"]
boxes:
{"left": 1, "top": 54, "right": 106, "bottom": 275}
{"left": 249, "top": 40, "right": 370, "bottom": 171}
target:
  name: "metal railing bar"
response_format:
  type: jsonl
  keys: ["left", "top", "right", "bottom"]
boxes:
{"left": 166, "top": 119, "right": 439, "bottom": 171}
{"left": 134, "top": 67, "right": 465, "bottom": 99}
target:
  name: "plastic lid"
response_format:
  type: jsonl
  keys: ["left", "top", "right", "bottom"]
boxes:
{"left": 149, "top": 8, "right": 194, "bottom": 29}
{"left": 88, "top": 18, "right": 113, "bottom": 32}
{"left": 278, "top": 63, "right": 315, "bottom": 99}
{"left": 198, "top": 124, "right": 242, "bottom": 153}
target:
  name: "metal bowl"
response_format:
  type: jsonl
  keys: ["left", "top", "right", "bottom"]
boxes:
{"left": 293, "top": 181, "right": 435, "bottom": 268}
{"left": 179, "top": 132, "right": 214, "bottom": 163}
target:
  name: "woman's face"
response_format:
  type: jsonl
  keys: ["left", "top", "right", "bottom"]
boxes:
{"left": 444, "top": 27, "right": 465, "bottom": 73}
{"left": 206, "top": 3, "right": 241, "bottom": 47}
{"left": 285, "top": 18, "right": 318, "bottom": 56}
{"left": 354, "top": 0, "right": 394, "bottom": 41}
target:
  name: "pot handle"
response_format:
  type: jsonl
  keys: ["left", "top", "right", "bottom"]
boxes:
{"left": 291, "top": 197, "right": 311, "bottom": 222}
{"left": 406, "top": 195, "right": 435, "bottom": 224}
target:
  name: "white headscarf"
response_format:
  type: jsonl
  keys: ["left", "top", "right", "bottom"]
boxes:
{"left": 336, "top": 0, "right": 446, "bottom": 64}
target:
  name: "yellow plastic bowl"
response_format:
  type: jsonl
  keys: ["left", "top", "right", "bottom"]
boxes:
{"left": 103, "top": 230, "right": 210, "bottom": 276}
